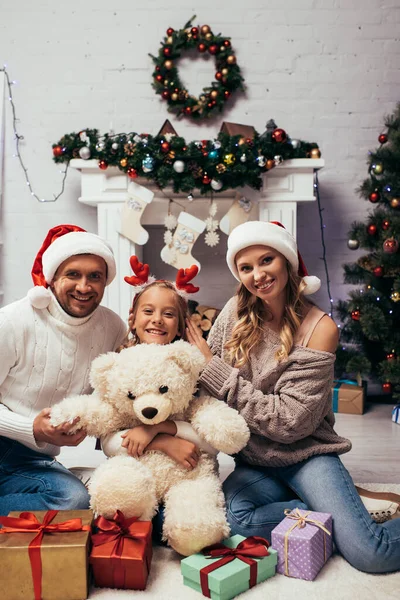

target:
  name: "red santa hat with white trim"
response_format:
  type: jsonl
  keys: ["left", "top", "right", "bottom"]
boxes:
{"left": 28, "top": 224, "right": 117, "bottom": 309}
{"left": 226, "top": 220, "right": 321, "bottom": 295}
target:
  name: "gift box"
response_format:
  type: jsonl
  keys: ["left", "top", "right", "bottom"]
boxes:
{"left": 0, "top": 509, "right": 93, "bottom": 600}
{"left": 332, "top": 379, "right": 367, "bottom": 414}
{"left": 271, "top": 508, "right": 332, "bottom": 581}
{"left": 181, "top": 534, "right": 277, "bottom": 600}
{"left": 392, "top": 405, "right": 400, "bottom": 424}
{"left": 90, "top": 511, "right": 152, "bottom": 590}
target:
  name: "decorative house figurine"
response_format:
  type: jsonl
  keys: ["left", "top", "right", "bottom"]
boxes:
{"left": 219, "top": 122, "right": 256, "bottom": 140}
{"left": 157, "top": 119, "right": 179, "bottom": 138}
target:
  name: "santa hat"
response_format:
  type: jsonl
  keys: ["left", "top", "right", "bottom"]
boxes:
{"left": 28, "top": 224, "right": 117, "bottom": 309}
{"left": 226, "top": 221, "right": 321, "bottom": 295}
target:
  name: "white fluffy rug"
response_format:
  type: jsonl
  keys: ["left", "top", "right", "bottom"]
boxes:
{"left": 88, "top": 483, "right": 400, "bottom": 600}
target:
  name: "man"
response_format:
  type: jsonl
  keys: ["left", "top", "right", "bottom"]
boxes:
{"left": 0, "top": 224, "right": 127, "bottom": 515}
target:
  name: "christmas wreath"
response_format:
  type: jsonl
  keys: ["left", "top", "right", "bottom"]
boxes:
{"left": 150, "top": 17, "right": 245, "bottom": 120}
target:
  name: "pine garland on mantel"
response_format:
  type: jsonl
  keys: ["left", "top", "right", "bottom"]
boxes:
{"left": 52, "top": 126, "right": 321, "bottom": 195}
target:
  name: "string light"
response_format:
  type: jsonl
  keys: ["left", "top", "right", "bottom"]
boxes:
{"left": 314, "top": 170, "right": 334, "bottom": 318}
{"left": 1, "top": 66, "right": 69, "bottom": 202}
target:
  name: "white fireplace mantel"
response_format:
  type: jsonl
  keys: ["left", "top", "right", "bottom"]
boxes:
{"left": 70, "top": 158, "right": 324, "bottom": 317}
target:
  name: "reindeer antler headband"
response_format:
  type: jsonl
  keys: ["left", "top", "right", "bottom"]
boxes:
{"left": 124, "top": 255, "right": 200, "bottom": 299}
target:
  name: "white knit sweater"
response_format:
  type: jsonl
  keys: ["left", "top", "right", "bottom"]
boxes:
{"left": 0, "top": 292, "right": 127, "bottom": 456}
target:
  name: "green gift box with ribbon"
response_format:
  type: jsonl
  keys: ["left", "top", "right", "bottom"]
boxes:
{"left": 332, "top": 379, "right": 367, "bottom": 414}
{"left": 181, "top": 534, "right": 277, "bottom": 600}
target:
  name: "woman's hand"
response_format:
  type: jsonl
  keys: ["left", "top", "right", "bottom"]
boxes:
{"left": 148, "top": 434, "right": 201, "bottom": 470}
{"left": 121, "top": 425, "right": 158, "bottom": 457}
{"left": 186, "top": 318, "right": 213, "bottom": 363}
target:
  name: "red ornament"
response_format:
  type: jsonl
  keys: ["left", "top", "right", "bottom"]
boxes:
{"left": 224, "top": 90, "right": 231, "bottom": 99}
{"left": 155, "top": 66, "right": 161, "bottom": 72}
{"left": 160, "top": 141, "right": 170, "bottom": 153}
{"left": 386, "top": 352, "right": 396, "bottom": 361}
{"left": 202, "top": 151, "right": 208, "bottom": 157}
{"left": 223, "top": 40, "right": 231, "bottom": 47}
{"left": 191, "top": 27, "right": 199, "bottom": 36}
{"left": 198, "top": 43, "right": 207, "bottom": 53}
{"left": 367, "top": 224, "right": 377, "bottom": 235}
{"left": 382, "top": 219, "right": 390, "bottom": 230}
{"left": 127, "top": 168, "right": 138, "bottom": 179}
{"left": 351, "top": 310, "right": 360, "bottom": 321}
{"left": 163, "top": 47, "right": 172, "bottom": 57}
{"left": 383, "top": 238, "right": 399, "bottom": 254}
{"left": 207, "top": 102, "right": 213, "bottom": 108}
{"left": 378, "top": 133, "right": 388, "bottom": 144}
{"left": 373, "top": 266, "right": 384, "bottom": 277}
{"left": 184, "top": 106, "right": 192, "bottom": 115}
{"left": 98, "top": 160, "right": 108, "bottom": 170}
{"left": 161, "top": 90, "right": 170, "bottom": 100}
{"left": 209, "top": 44, "right": 219, "bottom": 55}
{"left": 215, "top": 71, "right": 223, "bottom": 80}
{"left": 382, "top": 382, "right": 392, "bottom": 394}
{"left": 166, "top": 27, "right": 174, "bottom": 36}
{"left": 272, "top": 128, "right": 287, "bottom": 143}
{"left": 52, "top": 145, "right": 63, "bottom": 157}
{"left": 155, "top": 74, "right": 163, "bottom": 83}
{"left": 369, "top": 191, "right": 380, "bottom": 203}
{"left": 202, "top": 174, "right": 211, "bottom": 185}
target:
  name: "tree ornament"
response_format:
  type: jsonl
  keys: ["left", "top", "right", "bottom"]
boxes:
{"left": 79, "top": 146, "right": 91, "bottom": 160}
{"left": 111, "top": 142, "right": 119, "bottom": 151}
{"left": 290, "top": 139, "right": 300, "bottom": 149}
{"left": 373, "top": 266, "right": 384, "bottom": 277}
{"left": 167, "top": 27, "right": 174, "bottom": 36}
{"left": 256, "top": 155, "right": 266, "bottom": 167}
{"left": 274, "top": 155, "right": 283, "bottom": 165}
{"left": 367, "top": 224, "right": 377, "bottom": 235}
{"left": 142, "top": 154, "right": 155, "bottom": 173}
{"left": 161, "top": 141, "right": 170, "bottom": 153}
{"left": 124, "top": 141, "right": 136, "bottom": 156}
{"left": 127, "top": 167, "right": 138, "bottom": 179}
{"left": 215, "top": 71, "right": 222, "bottom": 80}
{"left": 96, "top": 141, "right": 105, "bottom": 151}
{"left": 369, "top": 191, "right": 380, "bottom": 203}
{"left": 211, "top": 178, "right": 223, "bottom": 191}
{"left": 172, "top": 160, "right": 185, "bottom": 173}
{"left": 382, "top": 382, "right": 392, "bottom": 394}
{"left": 216, "top": 163, "right": 226, "bottom": 174}
{"left": 386, "top": 352, "right": 396, "bottom": 361}
{"left": 309, "top": 147, "right": 321, "bottom": 158}
{"left": 371, "top": 162, "right": 383, "bottom": 175}
{"left": 383, "top": 238, "right": 399, "bottom": 254}
{"left": 390, "top": 291, "right": 400, "bottom": 302}
{"left": 390, "top": 198, "right": 400, "bottom": 209}
{"left": 378, "top": 133, "right": 388, "bottom": 144}
{"left": 151, "top": 20, "right": 244, "bottom": 120}
{"left": 351, "top": 310, "right": 361, "bottom": 321}
{"left": 98, "top": 160, "right": 108, "bottom": 170}
{"left": 204, "top": 231, "right": 220, "bottom": 247}
{"left": 266, "top": 159, "right": 275, "bottom": 169}
{"left": 52, "top": 145, "right": 63, "bottom": 157}
{"left": 271, "top": 128, "right": 287, "bottom": 143}
{"left": 224, "top": 153, "right": 235, "bottom": 166}
{"left": 120, "top": 158, "right": 128, "bottom": 168}
{"left": 382, "top": 219, "right": 390, "bottom": 230}
{"left": 202, "top": 174, "right": 211, "bottom": 185}
{"left": 240, "top": 153, "right": 247, "bottom": 163}
{"left": 347, "top": 239, "right": 360, "bottom": 250}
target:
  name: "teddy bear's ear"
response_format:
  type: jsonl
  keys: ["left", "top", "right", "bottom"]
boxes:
{"left": 167, "top": 340, "right": 206, "bottom": 377}
{"left": 89, "top": 351, "right": 118, "bottom": 395}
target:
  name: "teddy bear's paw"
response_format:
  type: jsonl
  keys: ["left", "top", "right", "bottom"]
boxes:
{"left": 88, "top": 456, "right": 157, "bottom": 521}
{"left": 50, "top": 400, "right": 83, "bottom": 431}
{"left": 163, "top": 477, "right": 230, "bottom": 556}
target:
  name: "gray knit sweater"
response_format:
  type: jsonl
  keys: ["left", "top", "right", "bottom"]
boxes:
{"left": 198, "top": 297, "right": 351, "bottom": 467}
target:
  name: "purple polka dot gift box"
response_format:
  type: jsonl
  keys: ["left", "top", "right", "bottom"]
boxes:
{"left": 271, "top": 508, "right": 332, "bottom": 581}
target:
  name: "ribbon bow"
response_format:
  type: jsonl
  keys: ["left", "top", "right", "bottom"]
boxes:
{"left": 174, "top": 239, "right": 189, "bottom": 254}
{"left": 200, "top": 536, "right": 270, "bottom": 598}
{"left": 179, "top": 228, "right": 194, "bottom": 243}
{"left": 91, "top": 511, "right": 150, "bottom": 589}
{"left": 0, "top": 510, "right": 90, "bottom": 600}
{"left": 283, "top": 509, "right": 331, "bottom": 577}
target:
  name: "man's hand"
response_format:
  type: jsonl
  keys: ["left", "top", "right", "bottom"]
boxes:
{"left": 33, "top": 408, "right": 87, "bottom": 447}
{"left": 148, "top": 434, "right": 201, "bottom": 470}
{"left": 121, "top": 425, "right": 159, "bottom": 458}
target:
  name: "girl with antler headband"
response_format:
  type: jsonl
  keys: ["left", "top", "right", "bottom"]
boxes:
{"left": 101, "top": 256, "right": 217, "bottom": 473}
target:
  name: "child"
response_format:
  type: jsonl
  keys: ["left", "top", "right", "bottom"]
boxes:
{"left": 101, "top": 257, "right": 216, "bottom": 468}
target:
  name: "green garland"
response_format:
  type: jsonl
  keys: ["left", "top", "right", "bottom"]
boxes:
{"left": 52, "top": 127, "right": 321, "bottom": 195}
{"left": 149, "top": 17, "right": 245, "bottom": 120}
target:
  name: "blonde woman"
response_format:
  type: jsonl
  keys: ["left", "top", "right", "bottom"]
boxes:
{"left": 186, "top": 220, "right": 400, "bottom": 574}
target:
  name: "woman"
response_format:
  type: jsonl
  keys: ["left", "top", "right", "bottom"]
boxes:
{"left": 186, "top": 220, "right": 400, "bottom": 573}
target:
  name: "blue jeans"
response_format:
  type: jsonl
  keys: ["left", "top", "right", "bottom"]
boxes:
{"left": 0, "top": 436, "right": 90, "bottom": 516}
{"left": 223, "top": 453, "right": 400, "bottom": 574}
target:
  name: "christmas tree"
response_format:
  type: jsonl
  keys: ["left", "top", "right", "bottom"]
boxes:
{"left": 336, "top": 103, "right": 400, "bottom": 401}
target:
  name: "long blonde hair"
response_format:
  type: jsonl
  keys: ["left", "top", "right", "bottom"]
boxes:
{"left": 120, "top": 281, "right": 189, "bottom": 350}
{"left": 224, "top": 263, "right": 307, "bottom": 367}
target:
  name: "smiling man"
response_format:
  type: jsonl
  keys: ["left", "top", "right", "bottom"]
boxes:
{"left": 0, "top": 224, "right": 128, "bottom": 515}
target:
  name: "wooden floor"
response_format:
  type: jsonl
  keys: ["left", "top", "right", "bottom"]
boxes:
{"left": 59, "top": 403, "right": 400, "bottom": 484}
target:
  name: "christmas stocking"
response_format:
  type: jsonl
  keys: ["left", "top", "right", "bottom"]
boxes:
{"left": 120, "top": 181, "right": 154, "bottom": 245}
{"left": 161, "top": 211, "right": 206, "bottom": 271}
{"left": 219, "top": 193, "right": 253, "bottom": 235}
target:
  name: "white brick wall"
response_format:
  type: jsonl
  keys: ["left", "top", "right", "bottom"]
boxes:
{"left": 0, "top": 0, "right": 399, "bottom": 313}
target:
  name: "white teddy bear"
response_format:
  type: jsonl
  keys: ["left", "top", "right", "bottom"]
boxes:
{"left": 51, "top": 340, "right": 250, "bottom": 556}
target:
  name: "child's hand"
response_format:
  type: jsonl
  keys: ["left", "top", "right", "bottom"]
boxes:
{"left": 149, "top": 434, "right": 201, "bottom": 470}
{"left": 121, "top": 425, "right": 158, "bottom": 457}
{"left": 186, "top": 318, "right": 213, "bottom": 363}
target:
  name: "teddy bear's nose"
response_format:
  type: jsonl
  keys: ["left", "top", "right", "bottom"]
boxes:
{"left": 142, "top": 407, "right": 158, "bottom": 419}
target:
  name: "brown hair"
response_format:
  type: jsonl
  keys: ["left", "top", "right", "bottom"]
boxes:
{"left": 120, "top": 280, "right": 190, "bottom": 349}
{"left": 224, "top": 262, "right": 307, "bottom": 367}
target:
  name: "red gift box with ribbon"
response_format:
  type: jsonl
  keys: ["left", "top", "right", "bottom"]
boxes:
{"left": 90, "top": 511, "right": 152, "bottom": 590}
{"left": 0, "top": 509, "right": 92, "bottom": 600}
